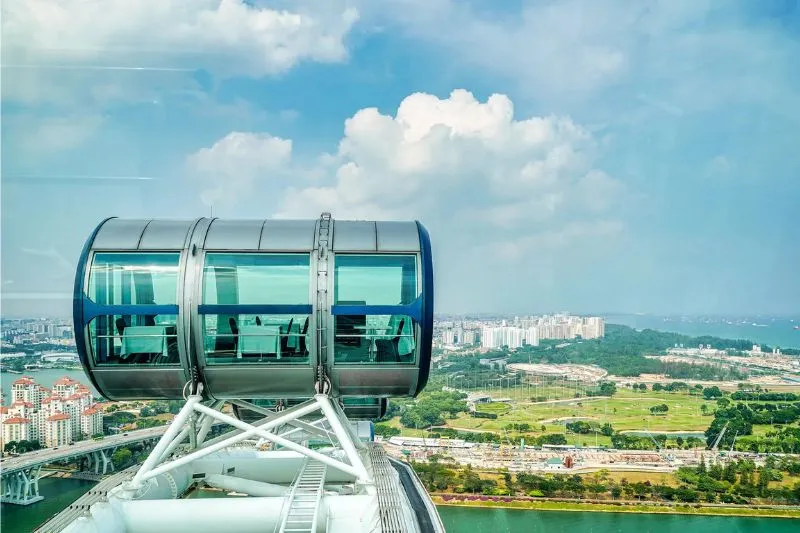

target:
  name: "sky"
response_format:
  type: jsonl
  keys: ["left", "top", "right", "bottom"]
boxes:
{"left": 1, "top": 0, "right": 799, "bottom": 318}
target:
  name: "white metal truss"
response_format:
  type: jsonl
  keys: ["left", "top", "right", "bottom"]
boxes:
{"left": 122, "top": 388, "right": 372, "bottom": 495}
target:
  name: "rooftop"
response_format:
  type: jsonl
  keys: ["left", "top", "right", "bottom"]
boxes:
{"left": 4, "top": 416, "right": 32, "bottom": 424}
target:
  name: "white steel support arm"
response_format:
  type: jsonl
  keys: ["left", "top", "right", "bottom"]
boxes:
{"left": 232, "top": 400, "right": 335, "bottom": 441}
{"left": 132, "top": 393, "right": 202, "bottom": 486}
{"left": 330, "top": 399, "right": 367, "bottom": 451}
{"left": 278, "top": 416, "right": 329, "bottom": 440}
{"left": 192, "top": 404, "right": 365, "bottom": 481}
{"left": 315, "top": 395, "right": 371, "bottom": 483}
{"left": 136, "top": 402, "right": 361, "bottom": 483}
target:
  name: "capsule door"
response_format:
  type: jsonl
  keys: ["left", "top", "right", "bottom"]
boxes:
{"left": 77, "top": 249, "right": 192, "bottom": 399}
{"left": 195, "top": 249, "right": 317, "bottom": 399}
{"left": 328, "top": 252, "right": 425, "bottom": 397}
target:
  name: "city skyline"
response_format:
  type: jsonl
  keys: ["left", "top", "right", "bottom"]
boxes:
{"left": 2, "top": 1, "right": 799, "bottom": 317}
{"left": 4, "top": 312, "right": 798, "bottom": 352}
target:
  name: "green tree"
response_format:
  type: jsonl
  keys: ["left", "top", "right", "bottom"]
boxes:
{"left": 723, "top": 462, "right": 738, "bottom": 483}
{"left": 599, "top": 382, "right": 617, "bottom": 396}
{"left": 566, "top": 421, "right": 593, "bottom": 434}
{"left": 703, "top": 386, "right": 723, "bottom": 400}
{"left": 374, "top": 424, "right": 400, "bottom": 438}
{"left": 112, "top": 448, "right": 133, "bottom": 467}
{"left": 686, "top": 437, "right": 703, "bottom": 449}
{"left": 757, "top": 467, "right": 771, "bottom": 496}
{"left": 649, "top": 404, "right": 669, "bottom": 415}
{"left": 537, "top": 433, "right": 568, "bottom": 445}
{"left": 502, "top": 472, "right": 516, "bottom": 495}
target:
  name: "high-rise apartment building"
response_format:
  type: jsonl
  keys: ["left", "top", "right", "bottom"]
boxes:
{"left": 1, "top": 376, "right": 102, "bottom": 451}
{"left": 480, "top": 314, "right": 604, "bottom": 350}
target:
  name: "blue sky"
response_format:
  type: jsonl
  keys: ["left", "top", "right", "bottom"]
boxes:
{"left": 1, "top": 0, "right": 799, "bottom": 317}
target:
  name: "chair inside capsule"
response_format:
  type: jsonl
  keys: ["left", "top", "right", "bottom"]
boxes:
{"left": 77, "top": 240, "right": 192, "bottom": 400}
{"left": 199, "top": 253, "right": 312, "bottom": 364}
{"left": 86, "top": 252, "right": 181, "bottom": 366}
{"left": 331, "top": 254, "right": 418, "bottom": 364}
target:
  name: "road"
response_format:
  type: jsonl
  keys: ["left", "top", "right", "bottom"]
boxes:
{"left": 0, "top": 426, "right": 167, "bottom": 475}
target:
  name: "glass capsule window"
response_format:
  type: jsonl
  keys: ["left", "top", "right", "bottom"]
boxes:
{"left": 88, "top": 253, "right": 180, "bottom": 305}
{"left": 333, "top": 255, "right": 418, "bottom": 364}
{"left": 201, "top": 254, "right": 311, "bottom": 364}
{"left": 89, "top": 314, "right": 179, "bottom": 365}
{"left": 86, "top": 253, "right": 181, "bottom": 366}
{"left": 333, "top": 255, "right": 417, "bottom": 305}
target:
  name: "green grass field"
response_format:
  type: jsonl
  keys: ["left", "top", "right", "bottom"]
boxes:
{"left": 389, "top": 384, "right": 800, "bottom": 446}
{"left": 389, "top": 388, "right": 723, "bottom": 441}
{"left": 456, "top": 389, "right": 713, "bottom": 433}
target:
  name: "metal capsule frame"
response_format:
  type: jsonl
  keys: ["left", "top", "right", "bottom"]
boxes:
{"left": 73, "top": 215, "right": 433, "bottom": 402}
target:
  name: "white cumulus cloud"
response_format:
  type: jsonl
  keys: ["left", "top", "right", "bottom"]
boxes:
{"left": 2, "top": 0, "right": 359, "bottom": 104}
{"left": 187, "top": 89, "right": 625, "bottom": 267}
{"left": 187, "top": 132, "right": 292, "bottom": 207}
{"left": 276, "top": 89, "right": 624, "bottom": 246}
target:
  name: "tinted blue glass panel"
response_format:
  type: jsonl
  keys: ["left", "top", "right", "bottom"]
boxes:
{"left": 334, "top": 314, "right": 416, "bottom": 364}
{"left": 334, "top": 255, "right": 417, "bottom": 305}
{"left": 203, "top": 254, "right": 310, "bottom": 305}
{"left": 203, "top": 313, "right": 310, "bottom": 364}
{"left": 88, "top": 253, "right": 180, "bottom": 305}
{"left": 201, "top": 254, "right": 311, "bottom": 365}
{"left": 89, "top": 314, "right": 179, "bottom": 366}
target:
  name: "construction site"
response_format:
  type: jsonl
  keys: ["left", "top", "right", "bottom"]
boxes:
{"left": 380, "top": 426, "right": 762, "bottom": 475}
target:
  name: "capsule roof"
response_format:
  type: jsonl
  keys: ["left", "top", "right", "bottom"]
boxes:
{"left": 88, "top": 218, "right": 422, "bottom": 252}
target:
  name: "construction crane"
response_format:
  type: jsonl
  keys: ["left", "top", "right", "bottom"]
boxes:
{"left": 710, "top": 422, "right": 729, "bottom": 452}
{"left": 644, "top": 429, "right": 674, "bottom": 466}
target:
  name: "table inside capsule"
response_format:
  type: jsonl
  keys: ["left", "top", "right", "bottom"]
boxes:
{"left": 120, "top": 326, "right": 172, "bottom": 362}
{"left": 237, "top": 325, "right": 281, "bottom": 359}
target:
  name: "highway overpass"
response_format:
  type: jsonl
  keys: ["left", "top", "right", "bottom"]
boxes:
{"left": 1, "top": 426, "right": 165, "bottom": 505}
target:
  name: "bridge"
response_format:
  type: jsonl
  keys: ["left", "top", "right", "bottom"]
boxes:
{"left": 1, "top": 426, "right": 165, "bottom": 505}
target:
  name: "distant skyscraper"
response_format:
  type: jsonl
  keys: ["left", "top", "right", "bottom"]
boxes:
{"left": 479, "top": 314, "right": 603, "bottom": 350}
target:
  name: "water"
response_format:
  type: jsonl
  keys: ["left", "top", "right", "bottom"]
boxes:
{"left": 438, "top": 506, "right": 798, "bottom": 532}
{"left": 3, "top": 480, "right": 797, "bottom": 532}
{"left": 1, "top": 368, "right": 98, "bottom": 400}
{"left": 0, "top": 476, "right": 95, "bottom": 533}
{"left": 605, "top": 315, "right": 800, "bottom": 350}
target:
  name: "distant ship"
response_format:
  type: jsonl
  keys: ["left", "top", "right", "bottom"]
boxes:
{"left": 794, "top": 325, "right": 800, "bottom": 330}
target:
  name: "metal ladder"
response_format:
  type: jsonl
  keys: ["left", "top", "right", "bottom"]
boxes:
{"left": 369, "top": 443, "right": 408, "bottom": 533}
{"left": 279, "top": 459, "right": 327, "bottom": 533}
{"left": 314, "top": 212, "right": 332, "bottom": 393}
